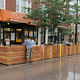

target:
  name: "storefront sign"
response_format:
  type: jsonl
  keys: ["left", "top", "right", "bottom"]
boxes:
{"left": 0, "top": 10, "right": 28, "bottom": 23}
{"left": 0, "top": 13, "right": 1, "bottom": 20}
{"left": 0, "top": 9, "right": 37, "bottom": 26}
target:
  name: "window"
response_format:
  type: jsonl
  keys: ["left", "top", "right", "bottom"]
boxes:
{"left": 16, "top": 0, "right": 32, "bottom": 14}
{"left": 0, "top": 0, "right": 5, "bottom": 9}
{"left": 40, "top": 4, "right": 46, "bottom": 10}
{"left": 69, "top": 0, "right": 80, "bottom": 15}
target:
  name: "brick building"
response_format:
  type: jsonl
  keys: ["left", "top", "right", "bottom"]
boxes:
{"left": 0, "top": 0, "right": 39, "bottom": 13}
{"left": 0, "top": 0, "right": 79, "bottom": 45}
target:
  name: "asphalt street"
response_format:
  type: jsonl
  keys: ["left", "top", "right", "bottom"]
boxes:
{"left": 0, "top": 54, "right": 80, "bottom": 80}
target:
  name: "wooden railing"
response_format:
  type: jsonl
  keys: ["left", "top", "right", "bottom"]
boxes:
{"left": 0, "top": 44, "right": 79, "bottom": 65}
{"left": 0, "top": 45, "right": 26, "bottom": 65}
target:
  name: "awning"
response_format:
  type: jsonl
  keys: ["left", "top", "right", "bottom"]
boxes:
{"left": 58, "top": 24, "right": 71, "bottom": 30}
{"left": 0, "top": 9, "right": 36, "bottom": 26}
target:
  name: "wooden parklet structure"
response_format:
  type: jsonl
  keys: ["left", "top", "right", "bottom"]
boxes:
{"left": 0, "top": 9, "right": 78, "bottom": 66}
{"left": 0, "top": 9, "right": 38, "bottom": 45}
{"left": 0, "top": 9, "right": 38, "bottom": 65}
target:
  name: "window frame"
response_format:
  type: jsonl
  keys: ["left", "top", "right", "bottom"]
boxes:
{"left": 16, "top": 0, "right": 32, "bottom": 14}
{"left": 0, "top": 0, "right": 6, "bottom": 9}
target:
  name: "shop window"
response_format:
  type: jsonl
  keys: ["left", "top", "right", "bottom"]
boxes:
{"left": 0, "top": 0, "right": 5, "bottom": 9}
{"left": 1, "top": 28, "right": 3, "bottom": 40}
{"left": 16, "top": 0, "right": 32, "bottom": 14}
{"left": 16, "top": 29, "right": 22, "bottom": 43}
{"left": 69, "top": 0, "right": 80, "bottom": 15}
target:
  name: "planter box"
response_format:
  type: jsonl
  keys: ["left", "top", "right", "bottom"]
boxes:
{"left": 55, "top": 45, "right": 68, "bottom": 57}
{"left": 41, "top": 45, "right": 53, "bottom": 60}
{"left": 62, "top": 45, "right": 68, "bottom": 57}
{"left": 68, "top": 45, "right": 77, "bottom": 55}
{"left": 32, "top": 46, "right": 42, "bottom": 61}
{"left": 0, "top": 45, "right": 26, "bottom": 65}
{"left": 52, "top": 45, "right": 58, "bottom": 58}
{"left": 77, "top": 45, "right": 80, "bottom": 54}
{"left": 0, "top": 56, "right": 25, "bottom": 65}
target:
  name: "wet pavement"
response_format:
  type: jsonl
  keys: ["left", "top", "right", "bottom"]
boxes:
{"left": 0, "top": 54, "right": 80, "bottom": 80}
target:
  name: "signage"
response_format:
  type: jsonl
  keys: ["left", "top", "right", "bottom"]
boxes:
{"left": 0, "top": 9, "right": 37, "bottom": 26}
{"left": 0, "top": 13, "right": 1, "bottom": 20}
{"left": 2, "top": 10, "right": 27, "bottom": 23}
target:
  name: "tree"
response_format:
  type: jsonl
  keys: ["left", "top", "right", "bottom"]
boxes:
{"left": 63, "top": 27, "right": 72, "bottom": 35}
{"left": 59, "top": 0, "right": 80, "bottom": 44}
{"left": 25, "top": 0, "right": 80, "bottom": 44}
{"left": 27, "top": 0, "right": 70, "bottom": 29}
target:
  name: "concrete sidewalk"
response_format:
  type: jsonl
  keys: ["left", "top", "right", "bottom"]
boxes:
{"left": 0, "top": 54, "right": 80, "bottom": 80}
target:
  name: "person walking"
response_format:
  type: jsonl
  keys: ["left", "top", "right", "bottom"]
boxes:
{"left": 25, "top": 37, "right": 32, "bottom": 63}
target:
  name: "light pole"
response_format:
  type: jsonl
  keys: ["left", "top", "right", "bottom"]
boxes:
{"left": 75, "top": 0, "right": 78, "bottom": 44}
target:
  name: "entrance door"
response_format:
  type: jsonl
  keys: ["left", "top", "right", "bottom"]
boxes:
{"left": 16, "top": 29, "right": 22, "bottom": 44}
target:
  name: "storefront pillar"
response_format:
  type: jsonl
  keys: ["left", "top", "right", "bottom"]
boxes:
{"left": 55, "top": 28, "right": 58, "bottom": 44}
{"left": 10, "top": 28, "right": 11, "bottom": 46}
{"left": 45, "top": 27, "right": 48, "bottom": 45}
{"left": 58, "top": 30, "right": 59, "bottom": 44}
{"left": 15, "top": 28, "right": 16, "bottom": 43}
{"left": 0, "top": 24, "right": 1, "bottom": 45}
{"left": 51, "top": 27, "right": 53, "bottom": 42}
{"left": 3, "top": 27, "right": 5, "bottom": 45}
{"left": 37, "top": 29, "right": 38, "bottom": 44}
{"left": 28, "top": 28, "right": 30, "bottom": 38}
{"left": 44, "top": 27, "right": 45, "bottom": 43}
{"left": 22, "top": 28, "right": 24, "bottom": 43}
{"left": 38, "top": 28, "right": 41, "bottom": 45}
{"left": 61, "top": 30, "right": 62, "bottom": 43}
{"left": 33, "top": 28, "right": 34, "bottom": 40}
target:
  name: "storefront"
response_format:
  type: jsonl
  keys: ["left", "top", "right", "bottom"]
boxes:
{"left": 0, "top": 9, "right": 38, "bottom": 45}
{"left": 0, "top": 9, "right": 38, "bottom": 65}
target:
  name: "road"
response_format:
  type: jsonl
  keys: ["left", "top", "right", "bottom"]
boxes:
{"left": 0, "top": 54, "right": 80, "bottom": 80}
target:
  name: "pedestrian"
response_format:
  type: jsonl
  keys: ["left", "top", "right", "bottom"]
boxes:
{"left": 5, "top": 35, "right": 10, "bottom": 46}
{"left": 25, "top": 37, "right": 32, "bottom": 63}
{"left": 32, "top": 39, "right": 36, "bottom": 46}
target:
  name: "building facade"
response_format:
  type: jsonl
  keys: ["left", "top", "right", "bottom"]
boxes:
{"left": 1, "top": 0, "right": 80, "bottom": 45}
{"left": 0, "top": 0, "right": 39, "bottom": 45}
{"left": 0, "top": 0, "right": 37, "bottom": 13}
